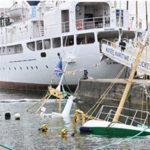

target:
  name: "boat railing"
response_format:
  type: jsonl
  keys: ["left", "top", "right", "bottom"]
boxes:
{"left": 76, "top": 16, "right": 110, "bottom": 30}
{"left": 97, "top": 105, "right": 150, "bottom": 127}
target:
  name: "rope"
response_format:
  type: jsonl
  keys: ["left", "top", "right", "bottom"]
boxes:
{"left": 95, "top": 127, "right": 148, "bottom": 150}
{"left": 0, "top": 144, "right": 15, "bottom": 150}
{"left": 35, "top": 93, "right": 52, "bottom": 114}
{"left": 86, "top": 66, "right": 126, "bottom": 118}
{"left": 26, "top": 90, "right": 50, "bottom": 112}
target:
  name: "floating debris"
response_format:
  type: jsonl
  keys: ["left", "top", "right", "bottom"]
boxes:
{"left": 38, "top": 124, "right": 48, "bottom": 132}
{"left": 14, "top": 113, "right": 21, "bottom": 120}
{"left": 5, "top": 112, "right": 11, "bottom": 120}
{"left": 60, "top": 128, "right": 67, "bottom": 139}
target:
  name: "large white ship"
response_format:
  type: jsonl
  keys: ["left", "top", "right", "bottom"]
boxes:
{"left": 0, "top": 0, "right": 137, "bottom": 90}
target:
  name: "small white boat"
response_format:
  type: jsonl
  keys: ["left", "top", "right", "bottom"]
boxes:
{"left": 80, "top": 105, "right": 150, "bottom": 137}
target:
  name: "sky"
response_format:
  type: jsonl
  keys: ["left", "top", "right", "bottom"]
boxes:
{"left": 0, "top": 0, "right": 13, "bottom": 7}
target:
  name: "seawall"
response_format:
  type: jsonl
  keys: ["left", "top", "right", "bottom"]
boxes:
{"left": 75, "top": 79, "right": 150, "bottom": 116}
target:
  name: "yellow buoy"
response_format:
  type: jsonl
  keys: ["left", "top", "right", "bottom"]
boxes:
{"left": 39, "top": 124, "right": 48, "bottom": 132}
{"left": 60, "top": 128, "right": 67, "bottom": 139}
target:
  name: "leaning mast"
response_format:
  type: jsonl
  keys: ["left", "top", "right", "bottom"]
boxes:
{"left": 113, "top": 30, "right": 150, "bottom": 122}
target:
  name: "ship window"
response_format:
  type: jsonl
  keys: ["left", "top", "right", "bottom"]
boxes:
{"left": 46, "top": 65, "right": 49, "bottom": 68}
{"left": 52, "top": 37, "right": 61, "bottom": 48}
{"left": 14, "top": 67, "right": 16, "bottom": 70}
{"left": 77, "top": 33, "right": 95, "bottom": 45}
{"left": 27, "top": 42, "right": 35, "bottom": 51}
{"left": 36, "top": 40, "right": 43, "bottom": 50}
{"left": 63, "top": 35, "right": 74, "bottom": 47}
{"left": 2, "top": 47, "right": 5, "bottom": 53}
{"left": 6, "top": 44, "right": 23, "bottom": 55}
{"left": 26, "top": 66, "right": 29, "bottom": 70}
{"left": 44, "top": 39, "right": 51, "bottom": 49}
{"left": 31, "top": 66, "right": 33, "bottom": 69}
{"left": 15, "top": 44, "right": 23, "bottom": 53}
{"left": 20, "top": 67, "right": 22, "bottom": 70}
{"left": 35, "top": 66, "right": 38, "bottom": 69}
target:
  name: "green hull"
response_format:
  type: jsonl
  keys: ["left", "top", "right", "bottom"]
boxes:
{"left": 80, "top": 127, "right": 150, "bottom": 137}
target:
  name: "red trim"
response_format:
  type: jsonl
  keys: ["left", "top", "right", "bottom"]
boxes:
{"left": 0, "top": 81, "right": 48, "bottom": 91}
{"left": 0, "top": 81, "right": 76, "bottom": 92}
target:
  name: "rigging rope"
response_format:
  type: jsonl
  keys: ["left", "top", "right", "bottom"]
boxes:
{"left": 86, "top": 66, "right": 127, "bottom": 118}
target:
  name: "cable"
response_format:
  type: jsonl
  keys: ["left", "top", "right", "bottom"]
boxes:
{"left": 86, "top": 66, "right": 126, "bottom": 118}
{"left": 0, "top": 144, "right": 15, "bottom": 150}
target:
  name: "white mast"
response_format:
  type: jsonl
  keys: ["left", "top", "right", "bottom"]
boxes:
{"left": 145, "top": 0, "right": 148, "bottom": 29}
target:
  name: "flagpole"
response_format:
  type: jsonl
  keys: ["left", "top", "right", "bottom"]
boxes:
{"left": 145, "top": 0, "right": 148, "bottom": 29}
{"left": 56, "top": 62, "right": 68, "bottom": 91}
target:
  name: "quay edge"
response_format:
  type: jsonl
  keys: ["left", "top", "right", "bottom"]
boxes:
{"left": 75, "top": 79, "right": 150, "bottom": 116}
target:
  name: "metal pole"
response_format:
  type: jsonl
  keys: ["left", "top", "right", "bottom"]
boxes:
{"left": 145, "top": 0, "right": 148, "bottom": 29}
{"left": 136, "top": 1, "right": 138, "bottom": 28}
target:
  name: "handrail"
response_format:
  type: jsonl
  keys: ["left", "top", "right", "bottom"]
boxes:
{"left": 76, "top": 16, "right": 110, "bottom": 30}
{"left": 97, "top": 105, "right": 150, "bottom": 126}
{"left": 102, "top": 38, "right": 139, "bottom": 52}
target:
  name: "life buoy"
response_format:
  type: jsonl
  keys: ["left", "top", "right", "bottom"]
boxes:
{"left": 76, "top": 19, "right": 83, "bottom": 30}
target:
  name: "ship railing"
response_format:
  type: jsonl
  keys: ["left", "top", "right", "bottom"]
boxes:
{"left": 76, "top": 16, "right": 110, "bottom": 30}
{"left": 62, "top": 21, "right": 70, "bottom": 33}
{"left": 97, "top": 105, "right": 150, "bottom": 127}
{"left": 101, "top": 38, "right": 137, "bottom": 53}
{"left": 62, "top": 16, "right": 110, "bottom": 32}
{"left": 102, "top": 39, "right": 127, "bottom": 51}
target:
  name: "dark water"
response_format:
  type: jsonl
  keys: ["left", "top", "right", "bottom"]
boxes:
{"left": 0, "top": 91, "right": 150, "bottom": 150}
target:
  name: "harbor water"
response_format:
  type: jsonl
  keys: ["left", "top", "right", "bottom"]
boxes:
{"left": 0, "top": 90, "right": 150, "bottom": 150}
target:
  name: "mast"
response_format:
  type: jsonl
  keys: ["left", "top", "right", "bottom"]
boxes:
{"left": 145, "top": 0, "right": 148, "bottom": 29}
{"left": 114, "top": 1, "right": 117, "bottom": 8}
{"left": 126, "top": 1, "right": 128, "bottom": 10}
{"left": 136, "top": 1, "right": 138, "bottom": 28}
{"left": 113, "top": 29, "right": 150, "bottom": 122}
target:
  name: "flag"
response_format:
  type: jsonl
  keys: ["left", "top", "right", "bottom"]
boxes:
{"left": 54, "top": 58, "right": 63, "bottom": 78}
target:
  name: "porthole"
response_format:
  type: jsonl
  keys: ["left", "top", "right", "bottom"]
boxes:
{"left": 41, "top": 52, "right": 46, "bottom": 57}
{"left": 26, "top": 66, "right": 29, "bottom": 70}
{"left": 14, "top": 67, "right": 16, "bottom": 70}
{"left": 20, "top": 67, "right": 22, "bottom": 70}
{"left": 31, "top": 66, "right": 33, "bottom": 69}
{"left": 45, "top": 65, "right": 48, "bottom": 68}
{"left": 35, "top": 66, "right": 38, "bottom": 69}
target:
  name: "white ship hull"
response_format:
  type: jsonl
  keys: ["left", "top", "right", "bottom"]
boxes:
{"left": 0, "top": 41, "right": 123, "bottom": 90}
{"left": 0, "top": 0, "right": 137, "bottom": 90}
